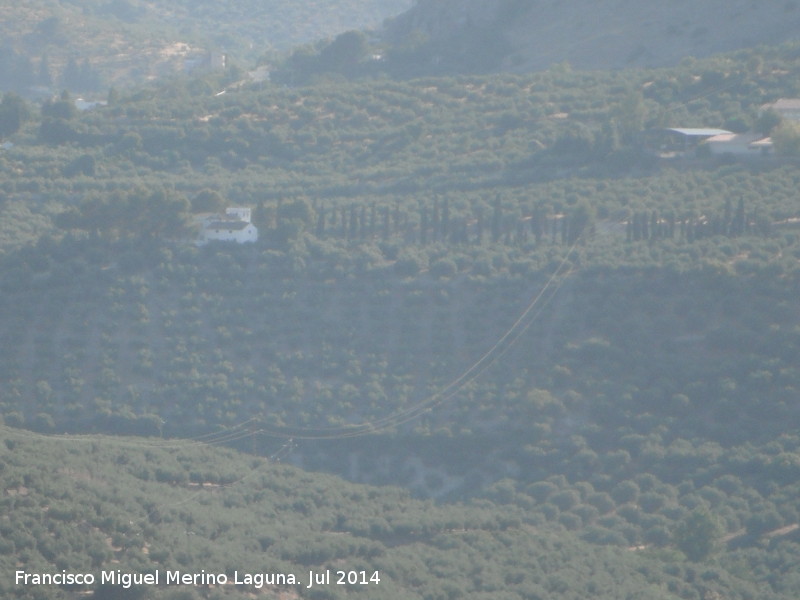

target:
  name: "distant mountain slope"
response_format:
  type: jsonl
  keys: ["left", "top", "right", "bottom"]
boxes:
{"left": 0, "top": 0, "right": 412, "bottom": 91}
{"left": 383, "top": 0, "right": 800, "bottom": 73}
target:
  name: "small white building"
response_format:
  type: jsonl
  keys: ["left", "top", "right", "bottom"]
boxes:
{"left": 196, "top": 207, "right": 258, "bottom": 245}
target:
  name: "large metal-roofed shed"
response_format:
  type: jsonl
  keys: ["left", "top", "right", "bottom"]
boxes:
{"left": 664, "top": 128, "right": 733, "bottom": 137}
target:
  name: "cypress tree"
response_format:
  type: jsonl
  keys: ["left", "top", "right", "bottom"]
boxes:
{"left": 516, "top": 219, "right": 527, "bottom": 246}
{"left": 432, "top": 197, "right": 440, "bottom": 242}
{"left": 419, "top": 203, "right": 428, "bottom": 245}
{"left": 733, "top": 197, "right": 745, "bottom": 236}
{"left": 382, "top": 206, "right": 390, "bottom": 240}
{"left": 275, "top": 198, "right": 283, "bottom": 231}
{"left": 316, "top": 204, "right": 326, "bottom": 237}
{"left": 441, "top": 197, "right": 450, "bottom": 239}
{"left": 491, "top": 197, "right": 502, "bottom": 243}
{"left": 349, "top": 205, "right": 358, "bottom": 240}
{"left": 632, "top": 213, "right": 641, "bottom": 241}
{"left": 532, "top": 205, "right": 544, "bottom": 243}
{"left": 650, "top": 210, "right": 659, "bottom": 241}
{"left": 393, "top": 200, "right": 401, "bottom": 235}
{"left": 724, "top": 198, "right": 732, "bottom": 235}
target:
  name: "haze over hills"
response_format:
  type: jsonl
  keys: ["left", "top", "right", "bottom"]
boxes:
{"left": 5, "top": 2, "right": 800, "bottom": 599}
{"left": 0, "top": 0, "right": 412, "bottom": 91}
{"left": 5, "top": 0, "right": 800, "bottom": 92}
{"left": 383, "top": 0, "right": 800, "bottom": 74}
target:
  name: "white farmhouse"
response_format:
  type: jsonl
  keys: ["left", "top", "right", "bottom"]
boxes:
{"left": 196, "top": 207, "right": 258, "bottom": 245}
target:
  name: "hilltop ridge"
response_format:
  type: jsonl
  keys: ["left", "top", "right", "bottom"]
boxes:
{"left": 383, "top": 0, "right": 800, "bottom": 74}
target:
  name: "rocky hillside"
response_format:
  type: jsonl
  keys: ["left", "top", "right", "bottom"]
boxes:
{"left": 383, "top": 0, "right": 800, "bottom": 73}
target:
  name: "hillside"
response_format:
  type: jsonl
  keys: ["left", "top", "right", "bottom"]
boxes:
{"left": 382, "top": 0, "right": 800, "bottom": 74}
{"left": 5, "top": 429, "right": 791, "bottom": 600}
{"left": 0, "top": 0, "right": 412, "bottom": 93}
{"left": 4, "top": 24, "right": 800, "bottom": 600}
